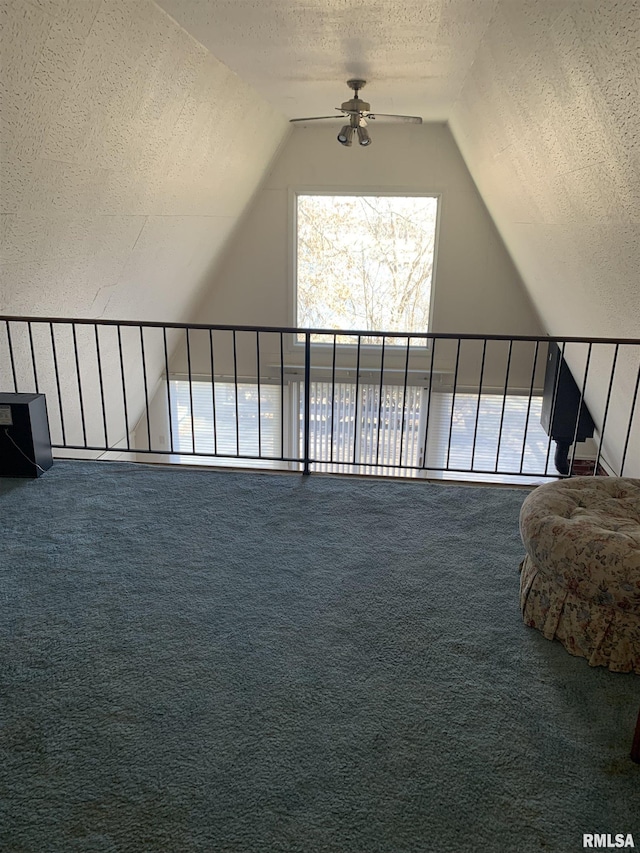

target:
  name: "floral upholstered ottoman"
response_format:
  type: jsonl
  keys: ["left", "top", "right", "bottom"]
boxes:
{"left": 519, "top": 477, "right": 640, "bottom": 674}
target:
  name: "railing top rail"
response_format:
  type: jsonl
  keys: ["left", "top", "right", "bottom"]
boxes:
{"left": 1, "top": 315, "right": 639, "bottom": 346}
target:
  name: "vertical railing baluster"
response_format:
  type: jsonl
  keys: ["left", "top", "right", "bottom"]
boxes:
{"left": 446, "top": 339, "right": 461, "bottom": 470}
{"left": 94, "top": 325, "right": 108, "bottom": 449}
{"left": 233, "top": 330, "right": 239, "bottom": 457}
{"left": 421, "top": 338, "right": 436, "bottom": 470}
{"left": 494, "top": 339, "right": 513, "bottom": 473}
{"left": 543, "top": 341, "right": 565, "bottom": 476}
{"left": 50, "top": 322, "right": 66, "bottom": 446}
{"left": 6, "top": 321, "right": 17, "bottom": 391}
{"left": 375, "top": 336, "right": 386, "bottom": 467}
{"left": 72, "top": 323, "right": 87, "bottom": 447}
{"left": 256, "top": 331, "right": 262, "bottom": 458}
{"left": 186, "top": 328, "right": 195, "bottom": 455}
{"left": 620, "top": 354, "right": 640, "bottom": 476}
{"left": 279, "top": 332, "right": 284, "bottom": 461}
{"left": 330, "top": 333, "right": 337, "bottom": 465}
{"left": 163, "top": 327, "right": 174, "bottom": 455}
{"left": 470, "top": 339, "right": 487, "bottom": 470}
{"left": 568, "top": 343, "right": 592, "bottom": 476}
{"left": 139, "top": 325, "right": 151, "bottom": 452}
{"left": 209, "top": 329, "right": 217, "bottom": 456}
{"left": 352, "top": 335, "right": 361, "bottom": 467}
{"left": 27, "top": 321, "right": 39, "bottom": 392}
{"left": 339, "top": 382, "right": 346, "bottom": 468}
{"left": 117, "top": 325, "right": 131, "bottom": 451}
{"left": 399, "top": 336, "right": 411, "bottom": 468}
{"left": 303, "top": 332, "right": 311, "bottom": 475}
{"left": 594, "top": 344, "right": 619, "bottom": 476}
{"left": 519, "top": 340, "right": 539, "bottom": 474}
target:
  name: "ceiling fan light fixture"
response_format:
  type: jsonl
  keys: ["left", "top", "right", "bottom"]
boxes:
{"left": 337, "top": 125, "right": 354, "bottom": 146}
{"left": 289, "top": 80, "right": 422, "bottom": 148}
{"left": 357, "top": 125, "right": 371, "bottom": 146}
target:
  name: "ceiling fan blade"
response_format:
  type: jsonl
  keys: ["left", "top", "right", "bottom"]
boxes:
{"left": 366, "top": 113, "right": 423, "bottom": 124}
{"left": 289, "top": 115, "right": 344, "bottom": 122}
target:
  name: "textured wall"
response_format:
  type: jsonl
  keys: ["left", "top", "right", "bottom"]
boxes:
{"left": 450, "top": 0, "right": 640, "bottom": 340}
{"left": 172, "top": 122, "right": 544, "bottom": 393}
{"left": 193, "top": 122, "right": 542, "bottom": 335}
{"left": 450, "top": 0, "right": 640, "bottom": 473}
{"left": 1, "top": 0, "right": 288, "bottom": 321}
{"left": 0, "top": 0, "right": 288, "bottom": 453}
{"left": 194, "top": 122, "right": 540, "bottom": 334}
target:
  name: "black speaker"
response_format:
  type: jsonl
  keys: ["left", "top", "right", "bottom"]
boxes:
{"left": 540, "top": 345, "right": 594, "bottom": 474}
{"left": 0, "top": 393, "right": 54, "bottom": 478}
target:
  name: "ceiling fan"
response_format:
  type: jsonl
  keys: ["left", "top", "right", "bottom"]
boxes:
{"left": 290, "top": 79, "right": 422, "bottom": 146}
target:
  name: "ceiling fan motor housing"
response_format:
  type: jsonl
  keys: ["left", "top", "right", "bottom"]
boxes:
{"left": 340, "top": 98, "right": 371, "bottom": 113}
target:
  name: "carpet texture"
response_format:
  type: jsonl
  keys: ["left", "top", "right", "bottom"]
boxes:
{"left": 0, "top": 461, "right": 638, "bottom": 853}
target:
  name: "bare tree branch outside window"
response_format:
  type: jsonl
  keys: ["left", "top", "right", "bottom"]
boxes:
{"left": 296, "top": 195, "right": 438, "bottom": 344}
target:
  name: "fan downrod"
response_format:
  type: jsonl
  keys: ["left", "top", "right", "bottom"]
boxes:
{"left": 346, "top": 79, "right": 366, "bottom": 94}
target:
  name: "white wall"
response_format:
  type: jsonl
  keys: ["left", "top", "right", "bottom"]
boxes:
{"left": 1, "top": 0, "right": 288, "bottom": 322}
{"left": 194, "top": 122, "right": 542, "bottom": 334}
{"left": 174, "top": 122, "right": 545, "bottom": 391}
{"left": 0, "top": 0, "right": 288, "bottom": 452}
{"left": 450, "top": 0, "right": 640, "bottom": 475}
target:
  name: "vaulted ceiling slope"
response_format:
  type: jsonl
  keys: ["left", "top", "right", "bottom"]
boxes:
{"left": 4, "top": 0, "right": 638, "bottom": 341}
{"left": 450, "top": 0, "right": 640, "bottom": 340}
{"left": 0, "top": 0, "right": 288, "bottom": 321}
{"left": 157, "top": 0, "right": 639, "bottom": 341}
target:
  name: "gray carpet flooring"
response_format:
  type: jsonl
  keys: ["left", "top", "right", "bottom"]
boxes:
{"left": 0, "top": 461, "right": 638, "bottom": 853}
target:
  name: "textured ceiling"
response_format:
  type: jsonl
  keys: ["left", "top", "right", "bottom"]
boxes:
{"left": 155, "top": 0, "right": 640, "bottom": 342}
{"left": 154, "top": 0, "right": 498, "bottom": 120}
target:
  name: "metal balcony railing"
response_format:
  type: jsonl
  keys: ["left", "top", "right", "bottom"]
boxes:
{"left": 1, "top": 316, "right": 639, "bottom": 484}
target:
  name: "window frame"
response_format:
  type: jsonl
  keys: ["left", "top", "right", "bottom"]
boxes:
{"left": 289, "top": 188, "right": 442, "bottom": 351}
